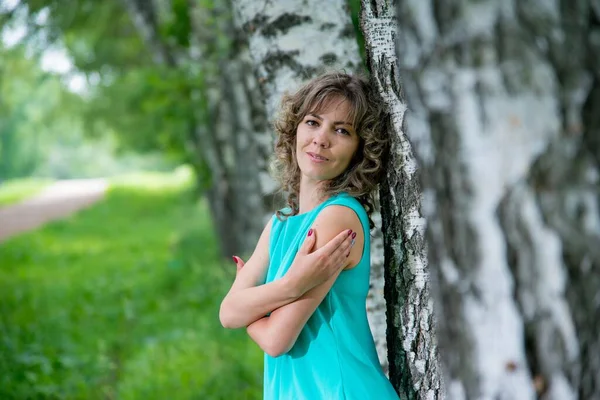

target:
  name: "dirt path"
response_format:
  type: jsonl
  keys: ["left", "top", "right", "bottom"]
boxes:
{"left": 0, "top": 179, "right": 108, "bottom": 242}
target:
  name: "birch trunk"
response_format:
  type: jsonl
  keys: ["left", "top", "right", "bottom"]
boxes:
{"left": 121, "top": 0, "right": 268, "bottom": 255}
{"left": 360, "top": 1, "right": 443, "bottom": 398}
{"left": 188, "top": 0, "right": 268, "bottom": 255}
{"left": 395, "top": 1, "right": 600, "bottom": 398}
{"left": 231, "top": 0, "right": 391, "bottom": 370}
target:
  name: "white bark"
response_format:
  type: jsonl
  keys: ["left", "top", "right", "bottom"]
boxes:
{"left": 232, "top": 0, "right": 363, "bottom": 118}
{"left": 368, "top": 209, "right": 392, "bottom": 374}
{"left": 395, "top": 0, "right": 600, "bottom": 398}
{"left": 361, "top": 1, "right": 443, "bottom": 398}
{"left": 231, "top": 0, "right": 391, "bottom": 371}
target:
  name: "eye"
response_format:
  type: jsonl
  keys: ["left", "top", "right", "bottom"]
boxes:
{"left": 336, "top": 128, "right": 351, "bottom": 136}
{"left": 306, "top": 120, "right": 318, "bottom": 127}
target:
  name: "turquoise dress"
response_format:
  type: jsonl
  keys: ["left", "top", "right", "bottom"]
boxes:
{"left": 264, "top": 193, "right": 399, "bottom": 400}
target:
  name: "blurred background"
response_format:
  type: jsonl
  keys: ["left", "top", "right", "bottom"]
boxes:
{"left": 0, "top": 0, "right": 372, "bottom": 398}
{"left": 5, "top": 0, "right": 598, "bottom": 398}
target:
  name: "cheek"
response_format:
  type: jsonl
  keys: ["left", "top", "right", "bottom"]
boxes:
{"left": 295, "top": 127, "right": 310, "bottom": 148}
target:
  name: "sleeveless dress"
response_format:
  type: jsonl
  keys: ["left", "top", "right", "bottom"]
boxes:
{"left": 264, "top": 192, "right": 399, "bottom": 400}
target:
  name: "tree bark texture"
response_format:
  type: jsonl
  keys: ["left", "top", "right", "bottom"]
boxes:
{"left": 231, "top": 0, "right": 363, "bottom": 118}
{"left": 231, "top": 0, "right": 392, "bottom": 371}
{"left": 188, "top": 0, "right": 269, "bottom": 256}
{"left": 121, "top": 0, "right": 269, "bottom": 256}
{"left": 361, "top": 1, "right": 444, "bottom": 399}
{"left": 395, "top": 1, "right": 600, "bottom": 399}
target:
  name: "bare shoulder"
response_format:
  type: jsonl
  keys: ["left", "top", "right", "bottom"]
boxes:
{"left": 312, "top": 205, "right": 361, "bottom": 230}
{"left": 311, "top": 205, "right": 364, "bottom": 269}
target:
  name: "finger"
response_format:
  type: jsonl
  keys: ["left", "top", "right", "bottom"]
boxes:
{"left": 335, "top": 231, "right": 356, "bottom": 262}
{"left": 333, "top": 244, "right": 351, "bottom": 270}
{"left": 299, "top": 228, "right": 317, "bottom": 255}
{"left": 232, "top": 255, "right": 245, "bottom": 272}
{"left": 345, "top": 231, "right": 357, "bottom": 255}
{"left": 318, "top": 229, "right": 353, "bottom": 256}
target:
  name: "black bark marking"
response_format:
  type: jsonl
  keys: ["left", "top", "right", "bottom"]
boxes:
{"left": 582, "top": 75, "right": 600, "bottom": 165}
{"left": 319, "top": 52, "right": 338, "bottom": 65}
{"left": 320, "top": 22, "right": 336, "bottom": 31}
{"left": 473, "top": 79, "right": 489, "bottom": 130}
{"left": 242, "top": 14, "right": 268, "bottom": 34}
{"left": 262, "top": 50, "right": 301, "bottom": 74}
{"left": 262, "top": 50, "right": 318, "bottom": 79}
{"left": 261, "top": 13, "right": 312, "bottom": 38}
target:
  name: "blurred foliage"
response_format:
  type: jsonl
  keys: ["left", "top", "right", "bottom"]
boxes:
{"left": 85, "top": 66, "right": 194, "bottom": 156}
{"left": 0, "top": 0, "right": 213, "bottom": 180}
{"left": 0, "top": 40, "right": 175, "bottom": 180}
{"left": 0, "top": 177, "right": 52, "bottom": 206}
{"left": 0, "top": 170, "right": 262, "bottom": 399}
{"left": 0, "top": 44, "right": 55, "bottom": 178}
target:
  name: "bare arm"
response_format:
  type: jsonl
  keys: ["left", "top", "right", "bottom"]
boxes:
{"left": 219, "top": 218, "right": 303, "bottom": 328}
{"left": 246, "top": 206, "right": 364, "bottom": 357}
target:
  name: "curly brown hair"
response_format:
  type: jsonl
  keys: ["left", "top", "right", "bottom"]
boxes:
{"left": 271, "top": 72, "right": 389, "bottom": 229}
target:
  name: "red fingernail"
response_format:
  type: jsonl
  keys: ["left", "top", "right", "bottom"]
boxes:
{"left": 351, "top": 232, "right": 356, "bottom": 239}
{"left": 347, "top": 229, "right": 352, "bottom": 235}
{"left": 232, "top": 256, "right": 238, "bottom": 263}
{"left": 308, "top": 229, "right": 313, "bottom": 236}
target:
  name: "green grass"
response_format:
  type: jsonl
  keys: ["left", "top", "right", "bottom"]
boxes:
{"left": 0, "top": 171, "right": 262, "bottom": 399}
{"left": 0, "top": 178, "right": 53, "bottom": 206}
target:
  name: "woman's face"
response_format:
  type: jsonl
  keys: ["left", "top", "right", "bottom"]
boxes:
{"left": 296, "top": 97, "right": 360, "bottom": 185}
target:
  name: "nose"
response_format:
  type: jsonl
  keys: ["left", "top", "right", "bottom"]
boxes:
{"left": 312, "top": 127, "right": 330, "bottom": 148}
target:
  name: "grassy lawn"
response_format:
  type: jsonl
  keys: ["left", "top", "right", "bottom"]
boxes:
{"left": 0, "top": 171, "right": 262, "bottom": 399}
{"left": 0, "top": 178, "right": 53, "bottom": 206}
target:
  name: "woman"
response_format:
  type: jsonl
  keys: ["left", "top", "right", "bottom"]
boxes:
{"left": 220, "top": 72, "right": 399, "bottom": 399}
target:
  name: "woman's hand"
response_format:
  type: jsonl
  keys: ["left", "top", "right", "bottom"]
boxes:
{"left": 284, "top": 228, "right": 355, "bottom": 296}
{"left": 231, "top": 227, "right": 355, "bottom": 298}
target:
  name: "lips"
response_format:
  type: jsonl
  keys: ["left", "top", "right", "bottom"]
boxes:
{"left": 306, "top": 152, "right": 329, "bottom": 161}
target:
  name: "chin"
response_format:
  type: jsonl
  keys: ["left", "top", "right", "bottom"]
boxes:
{"left": 305, "top": 171, "right": 341, "bottom": 182}
{"left": 299, "top": 161, "right": 346, "bottom": 182}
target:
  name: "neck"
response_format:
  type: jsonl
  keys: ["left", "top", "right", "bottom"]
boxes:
{"left": 298, "top": 176, "right": 329, "bottom": 214}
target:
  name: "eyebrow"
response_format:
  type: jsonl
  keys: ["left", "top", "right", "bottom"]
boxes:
{"left": 308, "top": 113, "right": 354, "bottom": 127}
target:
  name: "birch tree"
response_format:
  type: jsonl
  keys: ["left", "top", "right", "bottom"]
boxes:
{"left": 391, "top": 1, "right": 599, "bottom": 399}
{"left": 120, "top": 0, "right": 267, "bottom": 255}
{"left": 230, "top": 0, "right": 392, "bottom": 371}
{"left": 361, "top": 1, "right": 443, "bottom": 399}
